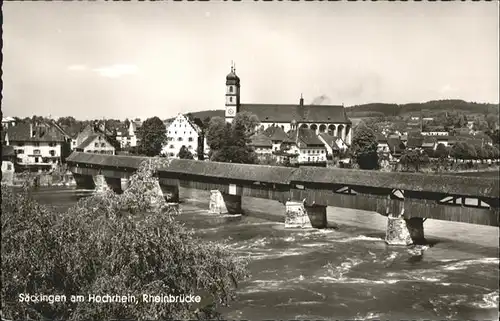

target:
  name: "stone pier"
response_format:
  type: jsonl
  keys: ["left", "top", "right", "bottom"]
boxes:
{"left": 209, "top": 190, "right": 242, "bottom": 214}
{"left": 73, "top": 173, "right": 96, "bottom": 190}
{"left": 285, "top": 201, "right": 327, "bottom": 228}
{"left": 120, "top": 178, "right": 129, "bottom": 191}
{"left": 385, "top": 214, "right": 425, "bottom": 245}
{"left": 93, "top": 175, "right": 110, "bottom": 193}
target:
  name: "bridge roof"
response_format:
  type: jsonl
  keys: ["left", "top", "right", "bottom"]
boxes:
{"left": 290, "top": 167, "right": 499, "bottom": 198}
{"left": 163, "top": 159, "right": 296, "bottom": 184}
{"left": 66, "top": 152, "right": 147, "bottom": 168}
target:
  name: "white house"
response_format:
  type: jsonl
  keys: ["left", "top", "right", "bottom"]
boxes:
{"left": 318, "top": 133, "right": 348, "bottom": 158}
{"left": 280, "top": 126, "right": 327, "bottom": 164}
{"left": 4, "top": 121, "right": 71, "bottom": 170}
{"left": 163, "top": 114, "right": 207, "bottom": 159}
{"left": 248, "top": 133, "right": 273, "bottom": 161}
{"left": 2, "top": 117, "right": 16, "bottom": 129}
{"left": 74, "top": 133, "right": 116, "bottom": 155}
{"left": 116, "top": 122, "right": 140, "bottom": 148}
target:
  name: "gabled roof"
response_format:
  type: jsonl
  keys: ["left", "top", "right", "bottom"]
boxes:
{"left": 288, "top": 128, "right": 325, "bottom": 148}
{"left": 387, "top": 137, "right": 405, "bottom": 153}
{"left": 407, "top": 136, "right": 424, "bottom": 148}
{"left": 263, "top": 126, "right": 288, "bottom": 141}
{"left": 376, "top": 133, "right": 388, "bottom": 143}
{"left": 249, "top": 134, "right": 272, "bottom": 147}
{"left": 2, "top": 145, "right": 15, "bottom": 157}
{"left": 76, "top": 134, "right": 113, "bottom": 150}
{"left": 318, "top": 133, "right": 344, "bottom": 150}
{"left": 6, "top": 122, "right": 68, "bottom": 142}
{"left": 240, "top": 103, "right": 350, "bottom": 124}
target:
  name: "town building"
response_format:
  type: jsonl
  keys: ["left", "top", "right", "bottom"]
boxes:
{"left": 74, "top": 133, "right": 116, "bottom": 155}
{"left": 1, "top": 145, "right": 16, "bottom": 185}
{"left": 3, "top": 121, "right": 71, "bottom": 171}
{"left": 2, "top": 117, "right": 16, "bottom": 129}
{"left": 248, "top": 134, "right": 273, "bottom": 161}
{"left": 163, "top": 114, "right": 208, "bottom": 159}
{"left": 317, "top": 133, "right": 348, "bottom": 158}
{"left": 224, "top": 66, "right": 352, "bottom": 145}
{"left": 116, "top": 121, "right": 140, "bottom": 149}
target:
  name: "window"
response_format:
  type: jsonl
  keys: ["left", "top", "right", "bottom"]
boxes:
{"left": 178, "top": 137, "right": 183, "bottom": 141}
{"left": 168, "top": 131, "right": 171, "bottom": 134}
{"left": 7, "top": 164, "right": 12, "bottom": 171}
{"left": 34, "top": 149, "right": 41, "bottom": 155}
{"left": 229, "top": 97, "right": 233, "bottom": 102}
{"left": 86, "top": 150, "right": 92, "bottom": 153}
{"left": 169, "top": 153, "right": 174, "bottom": 157}
{"left": 34, "top": 142, "right": 40, "bottom": 147}
{"left": 188, "top": 145, "right": 192, "bottom": 149}
{"left": 188, "top": 137, "right": 193, "bottom": 142}
{"left": 16, "top": 149, "right": 24, "bottom": 154}
{"left": 321, "top": 150, "right": 325, "bottom": 153}
{"left": 169, "top": 145, "right": 174, "bottom": 149}
{"left": 18, "top": 142, "right": 25, "bottom": 147}
{"left": 229, "top": 86, "right": 233, "bottom": 93}
{"left": 101, "top": 143, "right": 106, "bottom": 147}
{"left": 95, "top": 142, "right": 99, "bottom": 147}
{"left": 308, "top": 157, "right": 310, "bottom": 162}
{"left": 35, "top": 157, "right": 39, "bottom": 163}
{"left": 49, "top": 150, "right": 55, "bottom": 157}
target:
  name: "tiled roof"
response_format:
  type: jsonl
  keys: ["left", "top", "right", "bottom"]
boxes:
{"left": 263, "top": 126, "right": 289, "bottom": 142}
{"left": 6, "top": 122, "right": 68, "bottom": 142}
{"left": 249, "top": 134, "right": 272, "bottom": 147}
{"left": 288, "top": 128, "right": 325, "bottom": 148}
{"left": 423, "top": 136, "right": 437, "bottom": 144}
{"left": 376, "top": 133, "right": 388, "bottom": 143}
{"left": 2, "top": 145, "right": 15, "bottom": 157}
{"left": 407, "top": 136, "right": 424, "bottom": 148}
{"left": 387, "top": 137, "right": 405, "bottom": 153}
{"left": 318, "top": 133, "right": 343, "bottom": 150}
{"left": 240, "top": 104, "right": 350, "bottom": 124}
{"left": 76, "top": 134, "right": 100, "bottom": 150}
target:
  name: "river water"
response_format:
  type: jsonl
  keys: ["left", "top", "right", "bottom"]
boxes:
{"left": 31, "top": 186, "right": 499, "bottom": 320}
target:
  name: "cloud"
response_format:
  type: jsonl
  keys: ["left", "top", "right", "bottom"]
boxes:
{"left": 93, "top": 64, "right": 138, "bottom": 78}
{"left": 67, "top": 64, "right": 87, "bottom": 71}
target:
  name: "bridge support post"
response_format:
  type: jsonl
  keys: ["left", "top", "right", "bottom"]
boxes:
{"left": 120, "top": 178, "right": 129, "bottom": 191}
{"left": 385, "top": 215, "right": 425, "bottom": 246}
{"left": 93, "top": 175, "right": 111, "bottom": 193}
{"left": 285, "top": 201, "right": 327, "bottom": 228}
{"left": 104, "top": 177, "right": 123, "bottom": 194}
{"left": 209, "top": 190, "right": 242, "bottom": 215}
{"left": 73, "top": 173, "right": 96, "bottom": 190}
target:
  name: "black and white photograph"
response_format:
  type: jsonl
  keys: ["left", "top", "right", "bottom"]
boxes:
{"left": 1, "top": 1, "right": 499, "bottom": 320}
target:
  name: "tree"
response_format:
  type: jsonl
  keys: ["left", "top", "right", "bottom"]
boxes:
{"left": 57, "top": 116, "right": 77, "bottom": 128}
{"left": 400, "top": 149, "right": 429, "bottom": 172}
{"left": 451, "top": 142, "right": 467, "bottom": 161}
{"left": 351, "top": 123, "right": 379, "bottom": 170}
{"left": 463, "top": 142, "right": 477, "bottom": 161}
{"left": 206, "top": 117, "right": 228, "bottom": 151}
{"left": 1, "top": 159, "right": 247, "bottom": 320}
{"left": 178, "top": 145, "right": 194, "bottom": 159}
{"left": 231, "top": 111, "right": 260, "bottom": 139}
{"left": 137, "top": 117, "right": 167, "bottom": 156}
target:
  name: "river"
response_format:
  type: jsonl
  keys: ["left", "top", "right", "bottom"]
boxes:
{"left": 31, "top": 186, "right": 499, "bottom": 320}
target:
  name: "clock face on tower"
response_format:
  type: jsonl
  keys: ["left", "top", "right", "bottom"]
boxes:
{"left": 227, "top": 107, "right": 235, "bottom": 116}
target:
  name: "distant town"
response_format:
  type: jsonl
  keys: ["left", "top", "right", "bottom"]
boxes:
{"left": 2, "top": 68, "right": 500, "bottom": 183}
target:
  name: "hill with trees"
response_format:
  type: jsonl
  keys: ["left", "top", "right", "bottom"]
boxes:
{"left": 346, "top": 100, "right": 499, "bottom": 118}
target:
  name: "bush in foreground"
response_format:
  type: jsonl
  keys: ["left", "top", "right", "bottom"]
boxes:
{"left": 1, "top": 158, "right": 248, "bottom": 320}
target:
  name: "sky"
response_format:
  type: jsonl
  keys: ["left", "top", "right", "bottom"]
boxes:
{"left": 3, "top": 1, "right": 499, "bottom": 120}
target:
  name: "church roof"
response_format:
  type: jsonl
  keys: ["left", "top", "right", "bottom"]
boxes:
{"left": 240, "top": 104, "right": 350, "bottom": 124}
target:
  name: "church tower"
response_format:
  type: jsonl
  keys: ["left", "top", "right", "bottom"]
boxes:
{"left": 225, "top": 63, "right": 240, "bottom": 123}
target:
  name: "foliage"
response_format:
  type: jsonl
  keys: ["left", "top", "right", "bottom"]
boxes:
{"left": 486, "top": 129, "right": 500, "bottom": 146}
{"left": 351, "top": 123, "right": 379, "bottom": 170}
{"left": 137, "top": 117, "right": 167, "bottom": 157}
{"left": 399, "top": 149, "right": 430, "bottom": 172}
{"left": 124, "top": 118, "right": 131, "bottom": 129}
{"left": 206, "top": 114, "right": 258, "bottom": 164}
{"left": 1, "top": 158, "right": 248, "bottom": 321}
{"left": 451, "top": 142, "right": 468, "bottom": 160}
{"left": 178, "top": 145, "right": 194, "bottom": 160}
{"left": 434, "top": 143, "right": 449, "bottom": 160}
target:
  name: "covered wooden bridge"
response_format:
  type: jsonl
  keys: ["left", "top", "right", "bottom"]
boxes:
{"left": 66, "top": 152, "right": 499, "bottom": 244}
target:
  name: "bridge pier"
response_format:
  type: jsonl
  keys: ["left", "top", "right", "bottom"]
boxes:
{"left": 285, "top": 201, "right": 327, "bottom": 228}
{"left": 104, "top": 177, "right": 123, "bottom": 194}
{"left": 73, "top": 173, "right": 96, "bottom": 190}
{"left": 385, "top": 215, "right": 425, "bottom": 246}
{"left": 209, "top": 190, "right": 242, "bottom": 214}
{"left": 120, "top": 178, "right": 129, "bottom": 191}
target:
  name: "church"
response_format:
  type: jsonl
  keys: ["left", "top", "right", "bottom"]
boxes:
{"left": 224, "top": 66, "right": 352, "bottom": 145}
